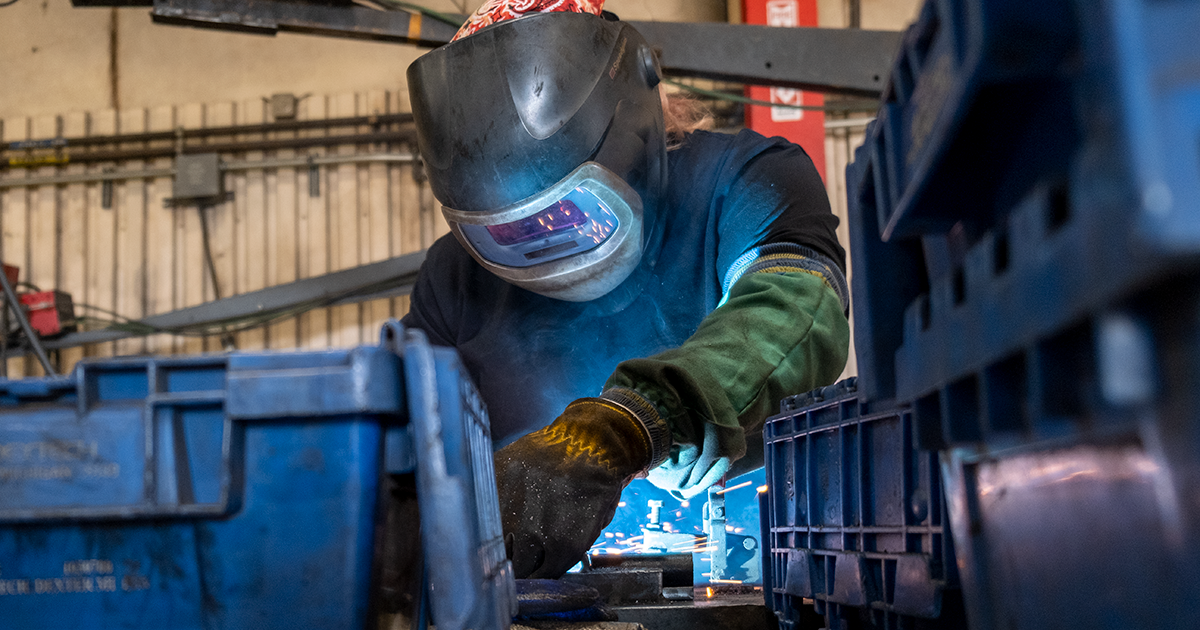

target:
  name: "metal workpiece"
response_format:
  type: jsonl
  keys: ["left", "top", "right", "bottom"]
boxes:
{"left": 704, "top": 487, "right": 762, "bottom": 584}
{"left": 640, "top": 500, "right": 701, "bottom": 553}
{"left": 560, "top": 569, "right": 664, "bottom": 606}
{"left": 705, "top": 488, "right": 728, "bottom": 580}
{"left": 549, "top": 553, "right": 697, "bottom": 611}
{"left": 723, "top": 533, "right": 760, "bottom": 583}
{"left": 513, "top": 623, "right": 645, "bottom": 630}
{"left": 584, "top": 553, "right": 694, "bottom": 589}
{"left": 613, "top": 593, "right": 777, "bottom": 630}
{"left": 628, "top": 21, "right": 900, "bottom": 97}
{"left": 515, "top": 579, "right": 603, "bottom": 617}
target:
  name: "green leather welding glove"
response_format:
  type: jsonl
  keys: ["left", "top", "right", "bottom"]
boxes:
{"left": 606, "top": 267, "right": 850, "bottom": 498}
{"left": 493, "top": 395, "right": 668, "bottom": 579}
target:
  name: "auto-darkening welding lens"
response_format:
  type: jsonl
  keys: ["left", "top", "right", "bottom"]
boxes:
{"left": 458, "top": 185, "right": 625, "bottom": 269}
{"left": 486, "top": 200, "right": 589, "bottom": 246}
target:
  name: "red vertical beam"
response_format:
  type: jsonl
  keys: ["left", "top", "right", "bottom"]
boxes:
{"left": 742, "top": 0, "right": 826, "bottom": 183}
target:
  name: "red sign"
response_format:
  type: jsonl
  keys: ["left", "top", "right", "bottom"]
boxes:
{"left": 742, "top": 0, "right": 826, "bottom": 183}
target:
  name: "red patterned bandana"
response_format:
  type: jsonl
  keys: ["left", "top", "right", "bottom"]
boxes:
{"left": 452, "top": 0, "right": 606, "bottom": 41}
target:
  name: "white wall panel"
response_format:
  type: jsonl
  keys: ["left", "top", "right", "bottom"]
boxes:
{"left": 824, "top": 114, "right": 872, "bottom": 380}
{"left": 0, "top": 89, "right": 446, "bottom": 375}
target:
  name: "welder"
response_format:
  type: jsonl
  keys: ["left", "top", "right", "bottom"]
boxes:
{"left": 402, "top": 0, "right": 849, "bottom": 579}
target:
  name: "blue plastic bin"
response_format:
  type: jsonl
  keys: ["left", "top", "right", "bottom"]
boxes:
{"left": 0, "top": 321, "right": 514, "bottom": 630}
{"left": 849, "top": 0, "right": 1200, "bottom": 408}
{"left": 907, "top": 297, "right": 1200, "bottom": 630}
{"left": 942, "top": 437, "right": 1200, "bottom": 630}
{"left": 762, "top": 379, "right": 963, "bottom": 630}
{"left": 844, "top": 1, "right": 1200, "bottom": 627}
{"left": 867, "top": 0, "right": 1081, "bottom": 243}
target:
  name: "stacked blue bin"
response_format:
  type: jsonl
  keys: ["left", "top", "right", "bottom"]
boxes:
{"left": 846, "top": 0, "right": 1200, "bottom": 628}
{"left": 762, "top": 379, "right": 964, "bottom": 630}
{"left": 0, "top": 321, "right": 515, "bottom": 630}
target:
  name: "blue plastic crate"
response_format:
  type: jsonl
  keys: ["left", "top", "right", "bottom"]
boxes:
{"left": 868, "top": 0, "right": 1081, "bottom": 243}
{"left": 395, "top": 324, "right": 516, "bottom": 630}
{"left": 762, "top": 379, "right": 963, "bottom": 630}
{"left": 0, "top": 321, "right": 514, "bottom": 630}
{"left": 901, "top": 299, "right": 1200, "bottom": 630}
{"left": 849, "top": 0, "right": 1200, "bottom": 408}
{"left": 942, "top": 438, "right": 1200, "bottom": 630}
{"left": 844, "top": 2, "right": 1200, "bottom": 627}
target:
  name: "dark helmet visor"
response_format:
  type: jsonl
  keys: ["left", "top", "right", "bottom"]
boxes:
{"left": 462, "top": 186, "right": 621, "bottom": 268}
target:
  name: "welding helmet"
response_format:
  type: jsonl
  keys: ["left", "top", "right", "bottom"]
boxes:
{"left": 407, "top": 10, "right": 666, "bottom": 302}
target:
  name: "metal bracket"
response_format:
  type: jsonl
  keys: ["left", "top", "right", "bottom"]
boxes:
{"left": 101, "top": 178, "right": 114, "bottom": 209}
{"left": 163, "top": 191, "right": 234, "bottom": 209}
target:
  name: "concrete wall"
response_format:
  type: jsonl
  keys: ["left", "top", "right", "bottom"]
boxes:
{"left": 0, "top": 0, "right": 729, "bottom": 122}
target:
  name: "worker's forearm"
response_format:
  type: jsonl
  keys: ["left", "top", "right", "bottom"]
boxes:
{"left": 602, "top": 270, "right": 849, "bottom": 496}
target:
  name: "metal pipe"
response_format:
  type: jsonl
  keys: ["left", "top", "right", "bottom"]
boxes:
{"left": 0, "top": 267, "right": 56, "bottom": 376}
{"left": 2, "top": 130, "right": 414, "bottom": 169}
{"left": 189, "top": 131, "right": 413, "bottom": 155}
{"left": 4, "top": 113, "right": 414, "bottom": 151}
{"left": 109, "top": 9, "right": 120, "bottom": 111}
{"left": 0, "top": 152, "right": 417, "bottom": 189}
{"left": 220, "top": 152, "right": 417, "bottom": 171}
{"left": 0, "top": 169, "right": 175, "bottom": 189}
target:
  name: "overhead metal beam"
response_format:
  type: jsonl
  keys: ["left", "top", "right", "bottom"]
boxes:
{"left": 72, "top": 0, "right": 899, "bottom": 95}
{"left": 20, "top": 250, "right": 428, "bottom": 354}
{"left": 148, "top": 0, "right": 461, "bottom": 46}
{"left": 628, "top": 21, "right": 900, "bottom": 97}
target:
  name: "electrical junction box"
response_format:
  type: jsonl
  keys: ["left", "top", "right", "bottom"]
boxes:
{"left": 173, "top": 152, "right": 222, "bottom": 200}
{"left": 269, "top": 93, "right": 299, "bottom": 120}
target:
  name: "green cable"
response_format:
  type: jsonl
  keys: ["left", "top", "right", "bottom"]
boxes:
{"left": 662, "top": 77, "right": 879, "bottom": 112}
{"left": 375, "top": 0, "right": 464, "bottom": 28}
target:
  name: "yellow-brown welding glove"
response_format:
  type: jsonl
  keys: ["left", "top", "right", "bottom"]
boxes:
{"left": 494, "top": 394, "right": 668, "bottom": 579}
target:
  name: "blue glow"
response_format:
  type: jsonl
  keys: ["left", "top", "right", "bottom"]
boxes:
{"left": 718, "top": 247, "right": 764, "bottom": 308}
{"left": 588, "top": 468, "right": 767, "bottom": 585}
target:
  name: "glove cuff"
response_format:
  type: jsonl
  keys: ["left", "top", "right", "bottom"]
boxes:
{"left": 599, "top": 387, "right": 671, "bottom": 472}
